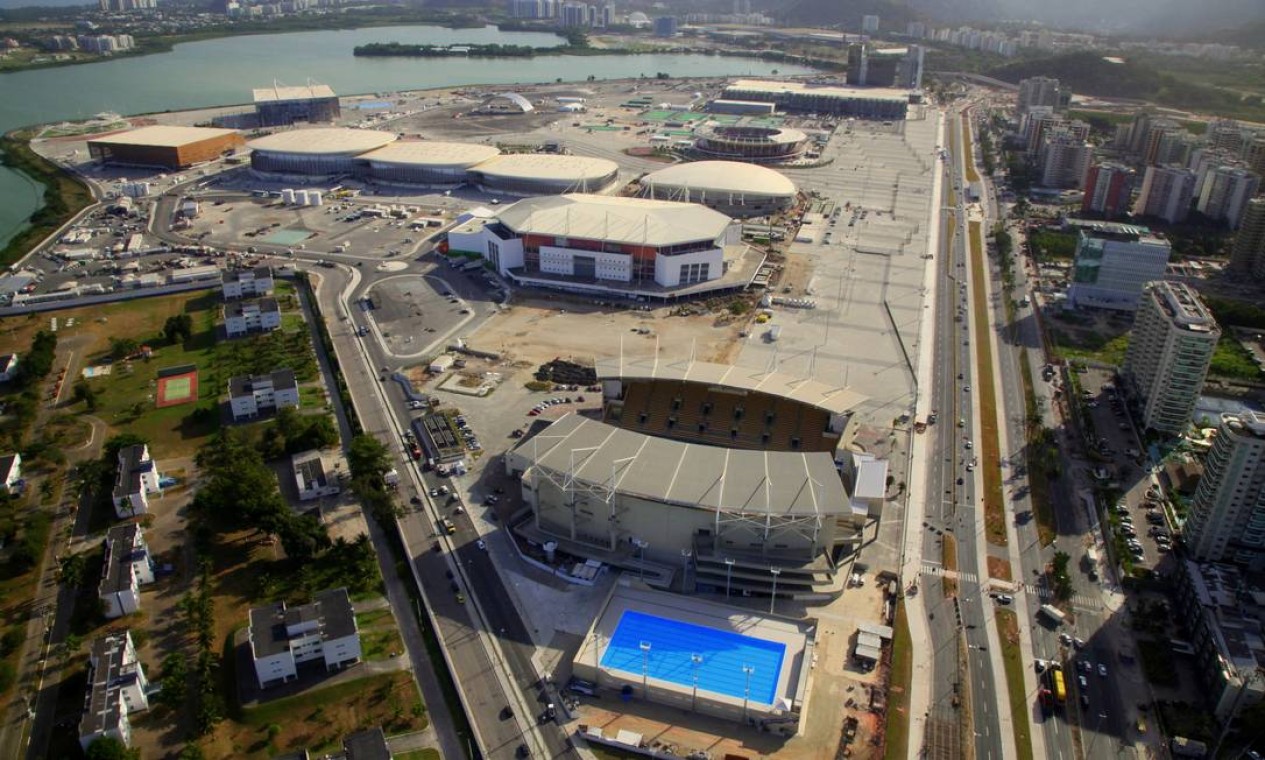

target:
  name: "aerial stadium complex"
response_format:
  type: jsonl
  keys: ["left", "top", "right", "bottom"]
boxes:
{"left": 247, "top": 128, "right": 397, "bottom": 176}
{"left": 245, "top": 127, "right": 618, "bottom": 192}
{"left": 639, "top": 161, "right": 797, "bottom": 218}
{"left": 446, "top": 193, "right": 766, "bottom": 298}
{"left": 693, "top": 124, "right": 810, "bottom": 163}
{"left": 466, "top": 154, "right": 618, "bottom": 195}
{"left": 506, "top": 357, "right": 871, "bottom": 601}
{"left": 252, "top": 83, "right": 341, "bottom": 127}
{"left": 571, "top": 584, "right": 815, "bottom": 731}
{"left": 354, "top": 141, "right": 502, "bottom": 186}
{"left": 87, "top": 126, "right": 245, "bottom": 170}
{"left": 722, "top": 79, "right": 912, "bottom": 120}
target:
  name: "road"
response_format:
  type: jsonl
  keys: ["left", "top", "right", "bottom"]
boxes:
{"left": 310, "top": 262, "right": 577, "bottom": 760}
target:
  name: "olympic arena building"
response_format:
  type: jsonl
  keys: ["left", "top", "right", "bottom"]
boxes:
{"left": 248, "top": 128, "right": 396, "bottom": 176}
{"left": 446, "top": 193, "right": 768, "bottom": 298}
{"left": 506, "top": 357, "right": 869, "bottom": 600}
{"left": 467, "top": 154, "right": 619, "bottom": 195}
{"left": 639, "top": 161, "right": 797, "bottom": 218}
{"left": 693, "top": 124, "right": 809, "bottom": 163}
{"left": 354, "top": 141, "right": 501, "bottom": 186}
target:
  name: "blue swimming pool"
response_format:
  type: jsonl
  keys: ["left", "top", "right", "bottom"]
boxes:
{"left": 601, "top": 610, "right": 786, "bottom": 705}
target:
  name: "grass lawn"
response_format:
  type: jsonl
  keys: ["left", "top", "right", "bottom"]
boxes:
{"left": 883, "top": 599, "right": 913, "bottom": 760}
{"left": 1028, "top": 229, "right": 1078, "bottom": 261}
{"left": 361, "top": 627, "right": 405, "bottom": 661}
{"left": 961, "top": 114, "right": 980, "bottom": 184}
{"left": 969, "top": 221, "right": 1007, "bottom": 547}
{"left": 995, "top": 609, "right": 1034, "bottom": 760}
{"left": 1211, "top": 335, "right": 1264, "bottom": 381}
{"left": 216, "top": 671, "right": 426, "bottom": 758}
{"left": 942, "top": 535, "right": 958, "bottom": 597}
{"left": 282, "top": 313, "right": 307, "bottom": 333}
{"left": 396, "top": 750, "right": 442, "bottom": 760}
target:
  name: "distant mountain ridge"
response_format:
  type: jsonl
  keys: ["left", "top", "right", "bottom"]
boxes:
{"left": 904, "top": 0, "right": 1265, "bottom": 36}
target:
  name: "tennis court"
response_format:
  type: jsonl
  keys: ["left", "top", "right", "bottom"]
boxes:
{"left": 600, "top": 610, "right": 786, "bottom": 704}
{"left": 156, "top": 365, "right": 198, "bottom": 407}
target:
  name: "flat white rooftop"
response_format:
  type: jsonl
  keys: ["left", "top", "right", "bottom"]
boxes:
{"left": 90, "top": 125, "right": 239, "bottom": 148}
{"left": 247, "top": 128, "right": 397, "bottom": 156}
{"left": 726, "top": 79, "right": 913, "bottom": 102}
{"left": 497, "top": 193, "right": 730, "bottom": 248}
{"left": 253, "top": 84, "right": 337, "bottom": 102}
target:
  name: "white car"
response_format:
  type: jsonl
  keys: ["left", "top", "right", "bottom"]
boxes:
{"left": 476, "top": 539, "right": 487, "bottom": 551}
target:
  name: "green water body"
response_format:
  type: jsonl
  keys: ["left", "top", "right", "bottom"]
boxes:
{"left": 0, "top": 24, "right": 811, "bottom": 249}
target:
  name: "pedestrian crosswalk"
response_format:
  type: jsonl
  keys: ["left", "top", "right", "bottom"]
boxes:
{"left": 919, "top": 562, "right": 1100, "bottom": 609}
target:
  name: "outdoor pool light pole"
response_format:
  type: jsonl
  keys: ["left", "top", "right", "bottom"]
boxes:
{"left": 724, "top": 557, "right": 735, "bottom": 599}
{"left": 640, "top": 640, "right": 652, "bottom": 699}
{"left": 690, "top": 653, "right": 703, "bottom": 711}
{"left": 742, "top": 664, "right": 755, "bottom": 723}
{"left": 769, "top": 567, "right": 782, "bottom": 615}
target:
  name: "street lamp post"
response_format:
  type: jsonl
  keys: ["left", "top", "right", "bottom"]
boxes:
{"left": 724, "top": 558, "right": 735, "bottom": 599}
{"left": 742, "top": 664, "right": 755, "bottom": 724}
{"left": 690, "top": 653, "right": 703, "bottom": 711}
{"left": 680, "top": 549, "right": 692, "bottom": 591}
{"left": 634, "top": 539, "right": 649, "bottom": 581}
{"left": 640, "top": 641, "right": 652, "bottom": 700}
{"left": 769, "top": 567, "right": 782, "bottom": 615}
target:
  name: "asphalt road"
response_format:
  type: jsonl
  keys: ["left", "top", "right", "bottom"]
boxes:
{"left": 314, "top": 262, "right": 576, "bottom": 760}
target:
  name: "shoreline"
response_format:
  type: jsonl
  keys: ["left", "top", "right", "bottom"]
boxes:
{"left": 0, "top": 130, "right": 95, "bottom": 268}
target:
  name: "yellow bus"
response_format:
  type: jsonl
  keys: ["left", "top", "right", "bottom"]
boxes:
{"left": 1052, "top": 670, "right": 1067, "bottom": 703}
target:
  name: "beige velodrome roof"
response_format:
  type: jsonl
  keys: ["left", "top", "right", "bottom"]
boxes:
{"left": 252, "top": 84, "right": 337, "bottom": 102}
{"left": 700, "top": 125, "right": 809, "bottom": 146}
{"left": 497, "top": 194, "right": 731, "bottom": 247}
{"left": 643, "top": 161, "right": 796, "bottom": 198}
{"left": 726, "top": 79, "right": 912, "bottom": 101}
{"left": 90, "top": 126, "right": 240, "bottom": 148}
{"left": 247, "top": 128, "right": 396, "bottom": 156}
{"left": 522, "top": 415, "right": 847, "bottom": 517}
{"left": 595, "top": 357, "right": 866, "bottom": 416}
{"left": 359, "top": 141, "right": 501, "bottom": 169}
{"left": 471, "top": 154, "right": 618, "bottom": 183}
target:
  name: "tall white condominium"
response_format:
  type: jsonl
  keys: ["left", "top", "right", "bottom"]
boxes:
{"left": 1185, "top": 411, "right": 1265, "bottom": 567}
{"left": 861, "top": 14, "right": 880, "bottom": 34}
{"left": 1121, "top": 281, "right": 1220, "bottom": 435}
{"left": 1196, "top": 166, "right": 1261, "bottom": 230}
{"left": 1133, "top": 165, "right": 1197, "bottom": 224}
{"left": 1229, "top": 197, "right": 1265, "bottom": 280}
{"left": 1017, "top": 76, "right": 1061, "bottom": 114}
{"left": 1067, "top": 225, "right": 1171, "bottom": 311}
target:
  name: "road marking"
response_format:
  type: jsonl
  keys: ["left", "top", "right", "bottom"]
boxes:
{"left": 921, "top": 563, "right": 978, "bottom": 583}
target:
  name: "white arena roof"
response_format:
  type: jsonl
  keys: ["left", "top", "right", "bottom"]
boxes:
{"left": 726, "top": 79, "right": 912, "bottom": 102}
{"left": 247, "top": 128, "right": 396, "bottom": 156}
{"left": 472, "top": 154, "right": 618, "bottom": 183}
{"left": 642, "top": 161, "right": 796, "bottom": 198}
{"left": 596, "top": 357, "right": 866, "bottom": 415}
{"left": 91, "top": 125, "right": 239, "bottom": 148}
{"left": 523, "top": 415, "right": 847, "bottom": 517}
{"left": 497, "top": 194, "right": 731, "bottom": 247}
{"left": 253, "top": 84, "right": 337, "bottom": 103}
{"left": 359, "top": 141, "right": 501, "bottom": 169}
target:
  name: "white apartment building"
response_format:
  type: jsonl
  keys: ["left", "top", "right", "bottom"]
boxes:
{"left": 99, "top": 523, "right": 155, "bottom": 619}
{"left": 113, "top": 444, "right": 161, "bottom": 518}
{"left": 1197, "top": 166, "right": 1261, "bottom": 230}
{"left": 1186, "top": 412, "right": 1265, "bottom": 568}
{"left": 249, "top": 588, "right": 361, "bottom": 688}
{"left": 1122, "top": 281, "right": 1220, "bottom": 435}
{"left": 292, "top": 449, "right": 341, "bottom": 501}
{"left": 1134, "top": 165, "right": 1197, "bottom": 224}
{"left": 1039, "top": 136, "right": 1092, "bottom": 189}
{"left": 221, "top": 265, "right": 275, "bottom": 299}
{"left": 78, "top": 632, "right": 149, "bottom": 752}
{"left": 223, "top": 297, "right": 282, "bottom": 337}
{"left": 228, "top": 369, "right": 300, "bottom": 420}
{"left": 1067, "top": 224, "right": 1172, "bottom": 310}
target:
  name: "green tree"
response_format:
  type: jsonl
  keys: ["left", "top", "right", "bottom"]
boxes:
{"left": 73, "top": 380, "right": 99, "bottom": 411}
{"left": 162, "top": 313, "right": 194, "bottom": 344}
{"left": 348, "top": 435, "right": 391, "bottom": 480}
{"left": 157, "top": 651, "right": 189, "bottom": 709}
{"left": 109, "top": 337, "right": 139, "bottom": 361}
{"left": 59, "top": 553, "right": 87, "bottom": 588}
{"left": 85, "top": 736, "right": 138, "bottom": 760}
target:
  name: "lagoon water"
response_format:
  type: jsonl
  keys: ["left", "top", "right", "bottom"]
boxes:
{"left": 0, "top": 24, "right": 810, "bottom": 247}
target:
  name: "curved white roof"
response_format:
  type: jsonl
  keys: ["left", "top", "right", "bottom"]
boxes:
{"left": 486, "top": 92, "right": 535, "bottom": 112}
{"left": 248, "top": 128, "right": 396, "bottom": 156}
{"left": 643, "top": 161, "right": 796, "bottom": 198}
{"left": 498, "top": 194, "right": 730, "bottom": 247}
{"left": 472, "top": 154, "right": 618, "bottom": 183}
{"left": 359, "top": 141, "right": 501, "bottom": 169}
{"left": 700, "top": 125, "right": 808, "bottom": 146}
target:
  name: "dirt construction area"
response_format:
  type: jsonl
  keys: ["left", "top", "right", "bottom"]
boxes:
{"left": 466, "top": 295, "right": 754, "bottom": 369}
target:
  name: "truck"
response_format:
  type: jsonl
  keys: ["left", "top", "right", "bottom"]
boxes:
{"left": 765, "top": 325, "right": 782, "bottom": 343}
{"left": 1039, "top": 604, "right": 1067, "bottom": 625}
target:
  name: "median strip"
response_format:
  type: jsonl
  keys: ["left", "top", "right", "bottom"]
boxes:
{"left": 969, "top": 221, "right": 1007, "bottom": 547}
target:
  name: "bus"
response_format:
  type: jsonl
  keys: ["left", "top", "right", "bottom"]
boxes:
{"left": 1052, "top": 670, "right": 1067, "bottom": 704}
